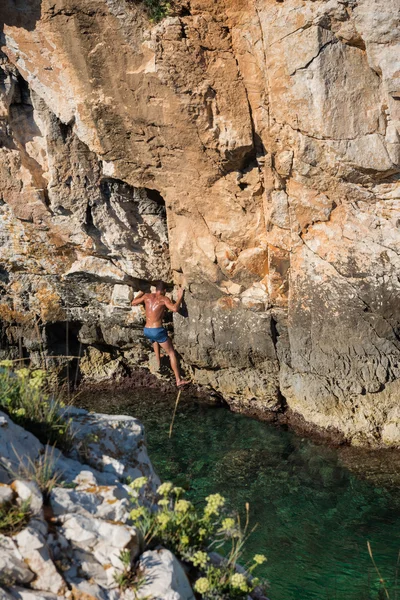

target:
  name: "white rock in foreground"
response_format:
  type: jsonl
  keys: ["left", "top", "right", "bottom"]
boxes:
{"left": 12, "top": 481, "right": 43, "bottom": 515}
{"left": 0, "top": 484, "right": 13, "bottom": 505}
{"left": 138, "top": 548, "right": 195, "bottom": 600}
{"left": 0, "top": 535, "right": 35, "bottom": 586}
{"left": 63, "top": 408, "right": 160, "bottom": 488}
{"left": 6, "top": 589, "right": 62, "bottom": 600}
{"left": 0, "top": 413, "right": 43, "bottom": 484}
{"left": 0, "top": 408, "right": 194, "bottom": 600}
{"left": 13, "top": 526, "right": 66, "bottom": 595}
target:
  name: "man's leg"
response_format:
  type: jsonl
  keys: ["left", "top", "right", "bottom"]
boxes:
{"left": 153, "top": 342, "right": 161, "bottom": 369}
{"left": 159, "top": 338, "right": 189, "bottom": 386}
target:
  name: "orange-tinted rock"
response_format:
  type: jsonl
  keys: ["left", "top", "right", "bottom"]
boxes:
{"left": 0, "top": 0, "right": 400, "bottom": 446}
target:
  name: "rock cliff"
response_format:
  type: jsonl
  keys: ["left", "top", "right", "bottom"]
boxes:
{"left": 0, "top": 0, "right": 399, "bottom": 446}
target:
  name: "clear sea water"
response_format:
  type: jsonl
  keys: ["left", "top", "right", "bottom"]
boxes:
{"left": 78, "top": 387, "right": 400, "bottom": 600}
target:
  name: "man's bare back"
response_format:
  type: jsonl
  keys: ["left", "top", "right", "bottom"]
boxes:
{"left": 142, "top": 293, "right": 178, "bottom": 328}
{"left": 131, "top": 281, "right": 189, "bottom": 387}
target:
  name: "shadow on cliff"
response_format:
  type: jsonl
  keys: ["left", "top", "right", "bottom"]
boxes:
{"left": 0, "top": 0, "right": 42, "bottom": 33}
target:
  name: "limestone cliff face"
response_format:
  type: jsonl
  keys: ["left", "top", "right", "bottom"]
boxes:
{"left": 0, "top": 0, "right": 399, "bottom": 446}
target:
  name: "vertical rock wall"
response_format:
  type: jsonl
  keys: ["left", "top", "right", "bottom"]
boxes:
{"left": 0, "top": 0, "right": 399, "bottom": 446}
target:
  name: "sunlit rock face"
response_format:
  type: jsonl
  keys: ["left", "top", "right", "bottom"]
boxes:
{"left": 0, "top": 0, "right": 399, "bottom": 446}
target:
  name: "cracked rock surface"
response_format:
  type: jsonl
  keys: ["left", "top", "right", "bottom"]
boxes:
{"left": 0, "top": 410, "right": 192, "bottom": 599}
{"left": 0, "top": 0, "right": 399, "bottom": 446}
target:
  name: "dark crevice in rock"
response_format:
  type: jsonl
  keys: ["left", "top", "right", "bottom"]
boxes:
{"left": 270, "top": 315, "right": 288, "bottom": 412}
{"left": 290, "top": 40, "right": 337, "bottom": 77}
{"left": 270, "top": 315, "right": 279, "bottom": 349}
{"left": 83, "top": 201, "right": 110, "bottom": 255}
{"left": 0, "top": 265, "right": 10, "bottom": 284}
{"left": 59, "top": 120, "right": 74, "bottom": 143}
{"left": 172, "top": 0, "right": 192, "bottom": 18}
{"left": 145, "top": 187, "right": 166, "bottom": 207}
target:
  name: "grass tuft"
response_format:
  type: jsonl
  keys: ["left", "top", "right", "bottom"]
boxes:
{"left": 0, "top": 499, "right": 31, "bottom": 536}
{"left": 5, "top": 445, "right": 61, "bottom": 500}
{"left": 114, "top": 550, "right": 148, "bottom": 596}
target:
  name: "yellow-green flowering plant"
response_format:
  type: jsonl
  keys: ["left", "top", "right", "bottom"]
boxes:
{"left": 0, "top": 364, "right": 73, "bottom": 450}
{"left": 127, "top": 477, "right": 269, "bottom": 599}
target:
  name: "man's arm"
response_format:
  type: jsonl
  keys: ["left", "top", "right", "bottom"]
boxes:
{"left": 163, "top": 287, "right": 184, "bottom": 313}
{"left": 131, "top": 291, "right": 146, "bottom": 306}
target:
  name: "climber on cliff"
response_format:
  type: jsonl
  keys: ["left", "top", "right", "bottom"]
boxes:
{"left": 131, "top": 281, "right": 190, "bottom": 388}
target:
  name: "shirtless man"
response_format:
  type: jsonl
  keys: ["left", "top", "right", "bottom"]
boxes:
{"left": 131, "top": 281, "right": 189, "bottom": 387}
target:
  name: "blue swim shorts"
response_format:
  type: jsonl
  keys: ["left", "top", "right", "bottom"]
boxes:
{"left": 143, "top": 327, "right": 169, "bottom": 343}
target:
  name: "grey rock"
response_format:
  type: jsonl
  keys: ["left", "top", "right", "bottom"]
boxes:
{"left": 62, "top": 410, "right": 159, "bottom": 487}
{"left": 0, "top": 484, "right": 14, "bottom": 506}
{"left": 0, "top": 535, "right": 35, "bottom": 585}
{"left": 138, "top": 548, "right": 195, "bottom": 600}
{"left": 13, "top": 527, "right": 66, "bottom": 594}
{"left": 50, "top": 485, "right": 130, "bottom": 522}
{"left": 0, "top": 413, "right": 43, "bottom": 484}
{"left": 6, "top": 589, "right": 63, "bottom": 600}
{"left": 12, "top": 481, "right": 43, "bottom": 515}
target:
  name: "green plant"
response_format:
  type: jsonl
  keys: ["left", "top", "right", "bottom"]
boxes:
{"left": 0, "top": 499, "right": 31, "bottom": 536}
{"left": 143, "top": 0, "right": 170, "bottom": 22}
{"left": 0, "top": 362, "right": 73, "bottom": 451}
{"left": 127, "top": 478, "right": 268, "bottom": 599}
{"left": 4, "top": 445, "right": 61, "bottom": 499}
{"left": 114, "top": 549, "right": 148, "bottom": 597}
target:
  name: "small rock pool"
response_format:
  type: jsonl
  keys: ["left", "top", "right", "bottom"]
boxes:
{"left": 77, "top": 386, "right": 400, "bottom": 600}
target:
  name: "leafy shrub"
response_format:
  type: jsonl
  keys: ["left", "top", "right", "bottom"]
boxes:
{"left": 0, "top": 362, "right": 73, "bottom": 451}
{"left": 143, "top": 0, "right": 171, "bottom": 22}
{"left": 127, "top": 477, "right": 268, "bottom": 599}
{"left": 0, "top": 499, "right": 31, "bottom": 536}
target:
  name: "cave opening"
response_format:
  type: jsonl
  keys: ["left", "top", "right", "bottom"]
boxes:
{"left": 44, "top": 320, "right": 82, "bottom": 357}
{"left": 145, "top": 187, "right": 165, "bottom": 206}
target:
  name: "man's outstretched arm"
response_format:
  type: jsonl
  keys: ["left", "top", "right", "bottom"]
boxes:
{"left": 131, "top": 291, "right": 146, "bottom": 306}
{"left": 164, "top": 287, "right": 184, "bottom": 313}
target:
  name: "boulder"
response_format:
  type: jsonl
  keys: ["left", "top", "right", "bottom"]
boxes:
{"left": 138, "top": 548, "right": 195, "bottom": 600}
{"left": 62, "top": 409, "right": 160, "bottom": 488}
{"left": 12, "top": 481, "right": 43, "bottom": 515}
{"left": 60, "top": 513, "right": 139, "bottom": 588}
{"left": 50, "top": 485, "right": 130, "bottom": 523}
{"left": 0, "top": 535, "right": 35, "bottom": 586}
{"left": 13, "top": 526, "right": 66, "bottom": 594}
{"left": 0, "top": 413, "right": 43, "bottom": 484}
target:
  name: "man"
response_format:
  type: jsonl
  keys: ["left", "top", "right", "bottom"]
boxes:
{"left": 132, "top": 281, "right": 189, "bottom": 387}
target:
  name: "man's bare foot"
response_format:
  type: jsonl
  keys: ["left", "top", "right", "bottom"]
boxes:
{"left": 176, "top": 379, "right": 190, "bottom": 387}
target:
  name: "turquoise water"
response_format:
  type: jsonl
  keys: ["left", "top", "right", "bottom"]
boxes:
{"left": 78, "top": 388, "right": 400, "bottom": 600}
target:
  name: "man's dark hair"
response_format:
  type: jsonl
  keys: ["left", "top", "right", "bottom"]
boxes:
{"left": 155, "top": 280, "right": 166, "bottom": 292}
